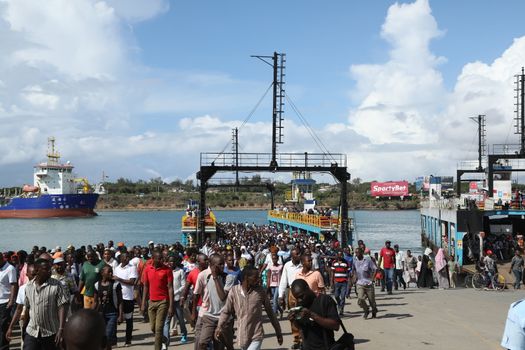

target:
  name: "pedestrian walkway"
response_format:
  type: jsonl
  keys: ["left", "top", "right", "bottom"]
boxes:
{"left": 119, "top": 287, "right": 519, "bottom": 350}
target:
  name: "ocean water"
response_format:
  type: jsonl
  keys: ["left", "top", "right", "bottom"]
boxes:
{"left": 0, "top": 210, "right": 421, "bottom": 253}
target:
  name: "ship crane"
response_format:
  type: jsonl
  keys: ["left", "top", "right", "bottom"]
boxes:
{"left": 73, "top": 178, "right": 92, "bottom": 194}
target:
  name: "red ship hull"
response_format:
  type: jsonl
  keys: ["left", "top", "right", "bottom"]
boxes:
{"left": 0, "top": 208, "right": 97, "bottom": 219}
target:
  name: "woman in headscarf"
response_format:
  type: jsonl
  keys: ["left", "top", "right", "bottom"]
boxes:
{"left": 417, "top": 247, "right": 434, "bottom": 288}
{"left": 435, "top": 248, "right": 450, "bottom": 289}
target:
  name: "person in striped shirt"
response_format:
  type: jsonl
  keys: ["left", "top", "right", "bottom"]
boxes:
{"left": 331, "top": 251, "right": 351, "bottom": 316}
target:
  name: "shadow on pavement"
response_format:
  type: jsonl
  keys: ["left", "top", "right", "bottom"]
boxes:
{"left": 376, "top": 313, "right": 413, "bottom": 319}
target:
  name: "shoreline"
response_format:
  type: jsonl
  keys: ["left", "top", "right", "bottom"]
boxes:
{"left": 95, "top": 206, "right": 420, "bottom": 212}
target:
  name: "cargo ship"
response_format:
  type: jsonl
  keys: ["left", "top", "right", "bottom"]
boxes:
{"left": 0, "top": 137, "right": 99, "bottom": 218}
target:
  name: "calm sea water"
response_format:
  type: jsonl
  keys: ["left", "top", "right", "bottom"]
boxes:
{"left": 0, "top": 210, "right": 421, "bottom": 254}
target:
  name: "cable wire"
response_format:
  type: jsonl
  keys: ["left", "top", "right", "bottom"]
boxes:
{"left": 212, "top": 82, "right": 274, "bottom": 163}
{"left": 285, "top": 93, "right": 337, "bottom": 163}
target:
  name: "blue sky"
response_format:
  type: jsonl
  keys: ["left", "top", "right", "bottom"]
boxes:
{"left": 1, "top": 0, "right": 525, "bottom": 187}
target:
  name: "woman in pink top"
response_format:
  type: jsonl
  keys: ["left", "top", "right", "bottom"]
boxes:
{"left": 266, "top": 254, "right": 283, "bottom": 316}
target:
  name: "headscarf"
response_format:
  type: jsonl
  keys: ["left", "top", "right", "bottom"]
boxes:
{"left": 435, "top": 248, "right": 447, "bottom": 272}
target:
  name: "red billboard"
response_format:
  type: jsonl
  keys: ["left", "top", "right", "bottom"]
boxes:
{"left": 371, "top": 181, "right": 409, "bottom": 197}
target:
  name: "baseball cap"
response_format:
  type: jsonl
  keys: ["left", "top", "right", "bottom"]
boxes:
{"left": 117, "top": 242, "right": 125, "bottom": 247}
{"left": 148, "top": 241, "right": 154, "bottom": 245}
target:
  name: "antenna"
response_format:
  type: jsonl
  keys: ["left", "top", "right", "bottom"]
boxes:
{"left": 469, "top": 115, "right": 486, "bottom": 170}
{"left": 251, "top": 52, "right": 286, "bottom": 169}
{"left": 514, "top": 67, "right": 525, "bottom": 154}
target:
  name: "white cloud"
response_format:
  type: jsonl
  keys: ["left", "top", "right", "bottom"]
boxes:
{"left": 2, "top": 0, "right": 525, "bottom": 188}
{"left": 345, "top": 0, "right": 525, "bottom": 181}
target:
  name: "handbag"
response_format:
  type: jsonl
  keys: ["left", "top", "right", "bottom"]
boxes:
{"left": 323, "top": 320, "right": 355, "bottom": 350}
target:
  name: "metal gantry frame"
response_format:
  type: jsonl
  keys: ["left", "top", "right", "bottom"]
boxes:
{"left": 195, "top": 52, "right": 351, "bottom": 247}
{"left": 197, "top": 156, "right": 350, "bottom": 246}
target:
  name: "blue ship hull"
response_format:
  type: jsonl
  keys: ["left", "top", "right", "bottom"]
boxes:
{"left": 0, "top": 194, "right": 99, "bottom": 218}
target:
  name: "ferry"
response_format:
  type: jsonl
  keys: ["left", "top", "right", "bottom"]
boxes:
{"left": 268, "top": 171, "right": 350, "bottom": 244}
{"left": 181, "top": 199, "right": 217, "bottom": 246}
{"left": 0, "top": 137, "right": 99, "bottom": 218}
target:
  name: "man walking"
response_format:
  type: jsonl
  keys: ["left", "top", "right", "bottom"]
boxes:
{"left": 289, "top": 279, "right": 341, "bottom": 350}
{"left": 352, "top": 247, "right": 378, "bottom": 319}
{"left": 278, "top": 248, "right": 302, "bottom": 349}
{"left": 215, "top": 266, "right": 283, "bottom": 350}
{"left": 24, "top": 258, "right": 69, "bottom": 350}
{"left": 509, "top": 250, "right": 524, "bottom": 290}
{"left": 141, "top": 250, "right": 174, "bottom": 350}
{"left": 331, "top": 251, "right": 350, "bottom": 316}
{"left": 295, "top": 254, "right": 325, "bottom": 296}
{"left": 193, "top": 254, "right": 229, "bottom": 350}
{"left": 113, "top": 252, "right": 138, "bottom": 346}
{"left": 393, "top": 245, "right": 406, "bottom": 290}
{"left": 378, "top": 240, "right": 396, "bottom": 294}
{"left": 78, "top": 250, "right": 105, "bottom": 309}
{"left": 0, "top": 254, "right": 18, "bottom": 349}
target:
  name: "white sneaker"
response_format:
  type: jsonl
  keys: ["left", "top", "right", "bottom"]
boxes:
{"left": 161, "top": 344, "right": 167, "bottom": 350}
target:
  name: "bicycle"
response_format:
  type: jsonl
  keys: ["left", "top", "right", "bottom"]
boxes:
{"left": 471, "top": 271, "right": 506, "bottom": 291}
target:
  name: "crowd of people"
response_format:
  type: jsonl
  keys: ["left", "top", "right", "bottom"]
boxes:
{"left": 2, "top": 221, "right": 523, "bottom": 350}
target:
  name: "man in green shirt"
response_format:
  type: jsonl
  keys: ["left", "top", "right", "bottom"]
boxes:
{"left": 78, "top": 250, "right": 105, "bottom": 309}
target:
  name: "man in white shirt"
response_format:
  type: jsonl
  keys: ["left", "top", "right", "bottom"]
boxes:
{"left": 501, "top": 299, "right": 525, "bottom": 350}
{"left": 393, "top": 245, "right": 406, "bottom": 290}
{"left": 278, "top": 248, "right": 302, "bottom": 349}
{"left": 0, "top": 255, "right": 18, "bottom": 349}
{"left": 113, "top": 252, "right": 138, "bottom": 347}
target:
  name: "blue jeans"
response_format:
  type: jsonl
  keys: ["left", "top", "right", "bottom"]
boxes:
{"left": 384, "top": 268, "right": 394, "bottom": 292}
{"left": 333, "top": 282, "right": 348, "bottom": 311}
{"left": 104, "top": 312, "right": 118, "bottom": 346}
{"left": 513, "top": 269, "right": 523, "bottom": 289}
{"left": 270, "top": 287, "right": 282, "bottom": 314}
{"left": 240, "top": 340, "right": 262, "bottom": 350}
{"left": 163, "top": 301, "right": 187, "bottom": 346}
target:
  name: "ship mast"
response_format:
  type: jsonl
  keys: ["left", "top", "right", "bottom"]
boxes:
{"left": 47, "top": 137, "right": 60, "bottom": 165}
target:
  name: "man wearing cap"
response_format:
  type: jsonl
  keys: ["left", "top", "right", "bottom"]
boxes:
{"left": 52, "top": 257, "right": 78, "bottom": 313}
{"left": 378, "top": 240, "right": 396, "bottom": 295}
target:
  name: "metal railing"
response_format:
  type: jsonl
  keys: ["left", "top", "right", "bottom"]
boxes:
{"left": 492, "top": 144, "right": 522, "bottom": 155}
{"left": 268, "top": 210, "right": 340, "bottom": 229}
{"left": 457, "top": 160, "right": 486, "bottom": 170}
{"left": 201, "top": 152, "right": 347, "bottom": 168}
{"left": 420, "top": 198, "right": 461, "bottom": 210}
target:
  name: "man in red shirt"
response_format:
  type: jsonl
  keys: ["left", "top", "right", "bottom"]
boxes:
{"left": 378, "top": 240, "right": 396, "bottom": 295}
{"left": 141, "top": 250, "right": 174, "bottom": 350}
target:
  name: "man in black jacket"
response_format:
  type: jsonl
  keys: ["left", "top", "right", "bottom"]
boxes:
{"left": 289, "top": 279, "right": 341, "bottom": 350}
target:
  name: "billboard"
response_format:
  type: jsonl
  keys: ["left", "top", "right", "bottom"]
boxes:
{"left": 371, "top": 181, "right": 409, "bottom": 197}
{"left": 415, "top": 177, "right": 424, "bottom": 192}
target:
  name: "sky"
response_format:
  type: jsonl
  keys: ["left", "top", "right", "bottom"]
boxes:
{"left": 2, "top": 0, "right": 525, "bottom": 187}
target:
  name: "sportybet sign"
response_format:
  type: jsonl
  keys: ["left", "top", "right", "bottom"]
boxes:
{"left": 371, "top": 181, "right": 409, "bottom": 197}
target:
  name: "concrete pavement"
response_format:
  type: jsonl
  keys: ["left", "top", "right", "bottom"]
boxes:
{"left": 105, "top": 286, "right": 520, "bottom": 350}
